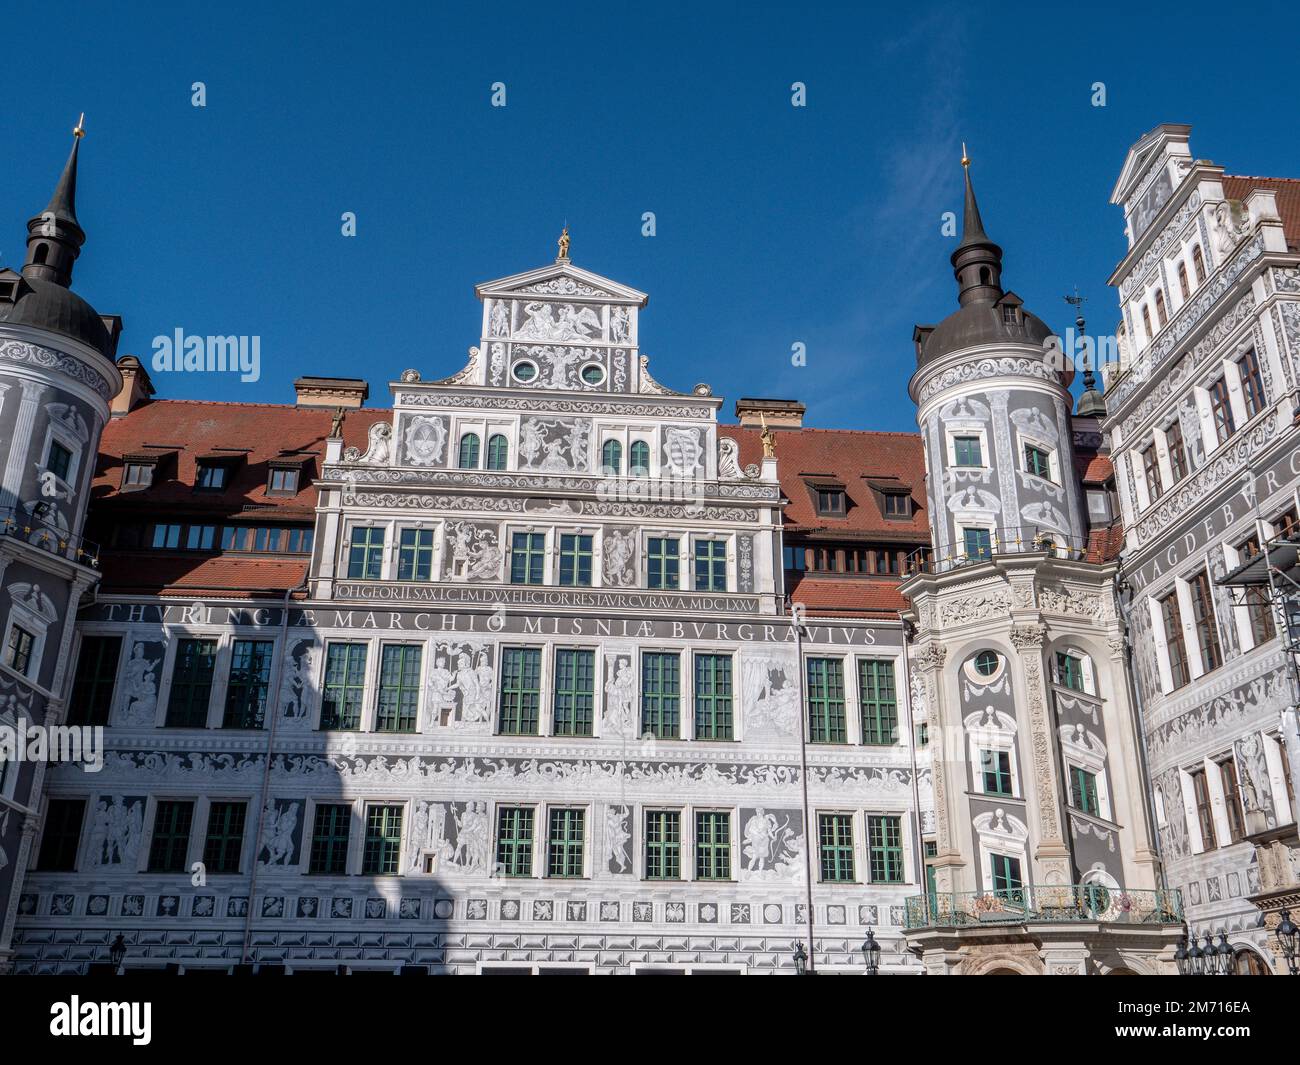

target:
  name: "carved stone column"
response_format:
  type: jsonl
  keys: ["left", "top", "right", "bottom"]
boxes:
{"left": 1009, "top": 624, "right": 1072, "bottom": 884}
{"left": 913, "top": 640, "right": 964, "bottom": 893}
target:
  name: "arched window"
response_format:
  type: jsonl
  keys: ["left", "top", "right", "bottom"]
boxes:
{"left": 458, "top": 433, "right": 480, "bottom": 469}
{"left": 1154, "top": 289, "right": 1168, "bottom": 327}
{"left": 486, "top": 433, "right": 508, "bottom": 471}
{"left": 630, "top": 440, "right": 650, "bottom": 477}
{"left": 1191, "top": 244, "right": 1206, "bottom": 285}
{"left": 1177, "top": 262, "right": 1190, "bottom": 301}
{"left": 33, "top": 244, "right": 48, "bottom": 266}
{"left": 601, "top": 439, "right": 622, "bottom": 475}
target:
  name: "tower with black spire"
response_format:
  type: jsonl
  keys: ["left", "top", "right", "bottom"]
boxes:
{"left": 0, "top": 121, "right": 122, "bottom": 973}
{"left": 898, "top": 152, "right": 1177, "bottom": 975}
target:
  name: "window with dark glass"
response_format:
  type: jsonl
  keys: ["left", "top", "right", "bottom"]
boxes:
{"left": 693, "top": 539, "right": 726, "bottom": 591}
{"left": 558, "top": 534, "right": 593, "bottom": 587}
{"left": 1209, "top": 376, "right": 1235, "bottom": 444}
{"left": 510, "top": 532, "right": 545, "bottom": 585}
{"left": 817, "top": 813, "right": 854, "bottom": 883}
{"left": 347, "top": 526, "right": 385, "bottom": 579}
{"left": 1276, "top": 508, "right": 1300, "bottom": 540}
{"left": 1160, "top": 591, "right": 1190, "bottom": 689}
{"left": 1190, "top": 768, "right": 1216, "bottom": 849}
{"left": 954, "top": 436, "right": 982, "bottom": 466}
{"left": 196, "top": 463, "right": 228, "bottom": 490}
{"left": 308, "top": 803, "right": 352, "bottom": 874}
{"left": 147, "top": 800, "right": 194, "bottom": 872}
{"left": 1154, "top": 289, "right": 1168, "bottom": 327}
{"left": 47, "top": 440, "right": 73, "bottom": 481}
{"left": 267, "top": 467, "right": 299, "bottom": 493}
{"left": 601, "top": 439, "right": 622, "bottom": 474}
{"left": 963, "top": 527, "right": 992, "bottom": 562}
{"left": 1218, "top": 759, "right": 1245, "bottom": 843}
{"left": 498, "top": 647, "right": 541, "bottom": 735}
{"left": 1237, "top": 349, "right": 1265, "bottom": 419}
{"left": 868, "top": 815, "right": 903, "bottom": 884}
{"left": 1192, "top": 244, "right": 1206, "bottom": 284}
{"left": 1055, "top": 651, "right": 1085, "bottom": 691}
{"left": 486, "top": 433, "right": 509, "bottom": 471}
{"left": 546, "top": 808, "right": 584, "bottom": 878}
{"left": 644, "top": 810, "right": 681, "bottom": 880}
{"left": 1190, "top": 570, "right": 1222, "bottom": 673}
{"left": 376, "top": 644, "right": 421, "bottom": 732}
{"left": 496, "top": 807, "right": 534, "bottom": 877}
{"left": 361, "top": 804, "right": 403, "bottom": 874}
{"left": 1177, "top": 262, "right": 1190, "bottom": 300}
{"left": 37, "top": 798, "right": 86, "bottom": 872}
{"left": 1238, "top": 535, "right": 1276, "bottom": 645}
{"left": 202, "top": 801, "right": 247, "bottom": 874}
{"left": 1024, "top": 444, "right": 1052, "bottom": 480}
{"left": 123, "top": 462, "right": 154, "bottom": 487}
{"left": 68, "top": 635, "right": 122, "bottom": 726}
{"left": 152, "top": 523, "right": 182, "bottom": 549}
{"left": 1141, "top": 304, "right": 1153, "bottom": 341}
{"left": 1165, "top": 420, "right": 1188, "bottom": 481}
{"left": 858, "top": 659, "right": 897, "bottom": 745}
{"left": 552, "top": 649, "right": 594, "bottom": 737}
{"left": 981, "top": 749, "right": 1013, "bottom": 795}
{"left": 629, "top": 440, "right": 650, "bottom": 476}
{"left": 694, "top": 653, "right": 733, "bottom": 740}
{"left": 321, "top": 642, "right": 367, "bottom": 730}
{"left": 882, "top": 491, "right": 910, "bottom": 518}
{"left": 647, "top": 537, "right": 679, "bottom": 590}
{"left": 806, "top": 658, "right": 847, "bottom": 744}
{"left": 1069, "top": 766, "right": 1100, "bottom": 817}
{"left": 1141, "top": 444, "right": 1162, "bottom": 502}
{"left": 185, "top": 524, "right": 216, "bottom": 551}
{"left": 641, "top": 652, "right": 681, "bottom": 738}
{"left": 973, "top": 650, "right": 999, "bottom": 677}
{"left": 166, "top": 638, "right": 217, "bottom": 727}
{"left": 816, "top": 488, "right": 846, "bottom": 515}
{"left": 695, "top": 811, "right": 731, "bottom": 880}
{"left": 397, "top": 528, "right": 434, "bottom": 581}
{"left": 991, "top": 854, "right": 1022, "bottom": 896}
{"left": 223, "top": 639, "right": 274, "bottom": 729}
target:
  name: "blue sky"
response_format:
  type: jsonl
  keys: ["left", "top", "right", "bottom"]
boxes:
{"left": 4, "top": 1, "right": 1298, "bottom": 431}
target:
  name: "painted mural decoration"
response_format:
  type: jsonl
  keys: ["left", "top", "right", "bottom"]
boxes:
{"left": 402, "top": 414, "right": 449, "bottom": 467}
{"left": 114, "top": 639, "right": 166, "bottom": 727}
{"left": 279, "top": 640, "right": 315, "bottom": 726}
{"left": 602, "top": 654, "right": 637, "bottom": 737}
{"left": 514, "top": 301, "right": 602, "bottom": 342}
{"left": 661, "top": 426, "right": 705, "bottom": 477}
{"left": 84, "top": 796, "right": 146, "bottom": 868}
{"left": 738, "top": 808, "right": 805, "bottom": 882}
{"left": 425, "top": 642, "right": 495, "bottom": 731}
{"left": 413, "top": 801, "right": 492, "bottom": 875}
{"left": 257, "top": 800, "right": 302, "bottom": 866}
{"left": 518, "top": 416, "right": 590, "bottom": 472}
{"left": 604, "top": 805, "right": 632, "bottom": 874}
{"left": 601, "top": 527, "right": 636, "bottom": 587}
{"left": 741, "top": 654, "right": 799, "bottom": 741}
{"left": 442, "top": 521, "right": 502, "bottom": 582}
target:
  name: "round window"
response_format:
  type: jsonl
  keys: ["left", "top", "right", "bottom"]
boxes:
{"left": 512, "top": 361, "right": 538, "bottom": 383}
{"left": 973, "top": 650, "right": 1000, "bottom": 677}
{"left": 580, "top": 363, "right": 606, "bottom": 386}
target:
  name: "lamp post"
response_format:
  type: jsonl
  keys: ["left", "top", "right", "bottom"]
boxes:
{"left": 1201, "top": 934, "right": 1220, "bottom": 976}
{"left": 1276, "top": 909, "right": 1299, "bottom": 975}
{"left": 1187, "top": 935, "right": 1204, "bottom": 976}
{"left": 1174, "top": 935, "right": 1189, "bottom": 976}
{"left": 792, "top": 941, "right": 808, "bottom": 976}
{"left": 108, "top": 934, "right": 127, "bottom": 975}
{"left": 1216, "top": 933, "right": 1234, "bottom": 976}
{"left": 861, "top": 927, "right": 881, "bottom": 975}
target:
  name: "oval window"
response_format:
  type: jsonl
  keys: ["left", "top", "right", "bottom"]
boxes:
{"left": 580, "top": 363, "right": 605, "bottom": 386}
{"left": 973, "top": 650, "right": 1000, "bottom": 677}
{"left": 512, "top": 361, "right": 538, "bottom": 383}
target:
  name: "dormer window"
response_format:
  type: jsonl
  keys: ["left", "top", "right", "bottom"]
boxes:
{"left": 815, "top": 488, "right": 846, "bottom": 516}
{"left": 196, "top": 463, "right": 229, "bottom": 490}
{"left": 882, "top": 491, "right": 910, "bottom": 518}
{"left": 268, "top": 467, "right": 299, "bottom": 494}
{"left": 1001, "top": 304, "right": 1018, "bottom": 325}
{"left": 123, "top": 462, "right": 154, "bottom": 488}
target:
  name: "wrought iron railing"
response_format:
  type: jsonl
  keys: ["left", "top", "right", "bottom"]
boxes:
{"left": 904, "top": 884, "right": 1183, "bottom": 929}
{"left": 0, "top": 506, "right": 100, "bottom": 567}
{"left": 904, "top": 525, "right": 1091, "bottom": 576}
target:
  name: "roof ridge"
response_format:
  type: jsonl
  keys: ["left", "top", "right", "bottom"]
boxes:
{"left": 721, "top": 425, "right": 921, "bottom": 438}
{"left": 1223, "top": 174, "right": 1300, "bottom": 184}
{"left": 132, "top": 398, "right": 382, "bottom": 413}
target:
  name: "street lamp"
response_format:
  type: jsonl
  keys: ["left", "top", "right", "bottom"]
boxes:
{"left": 1187, "top": 935, "right": 1204, "bottom": 976}
{"left": 792, "top": 941, "right": 808, "bottom": 975}
{"left": 861, "top": 927, "right": 881, "bottom": 975}
{"left": 1201, "top": 934, "right": 1220, "bottom": 976}
{"left": 108, "top": 934, "right": 127, "bottom": 974}
{"left": 1216, "top": 933, "right": 1234, "bottom": 976}
{"left": 1174, "top": 936, "right": 1189, "bottom": 976}
{"left": 1276, "top": 910, "right": 1299, "bottom": 975}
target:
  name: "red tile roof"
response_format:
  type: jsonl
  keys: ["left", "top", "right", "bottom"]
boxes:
{"left": 788, "top": 576, "right": 909, "bottom": 617}
{"left": 722, "top": 425, "right": 930, "bottom": 541}
{"left": 1075, "top": 452, "right": 1114, "bottom": 485}
{"left": 1223, "top": 176, "right": 1300, "bottom": 252}
{"left": 97, "top": 554, "right": 310, "bottom": 598}
{"left": 1085, "top": 524, "right": 1125, "bottom": 564}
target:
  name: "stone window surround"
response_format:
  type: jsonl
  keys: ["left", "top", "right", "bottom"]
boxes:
{"left": 964, "top": 709, "right": 1021, "bottom": 800}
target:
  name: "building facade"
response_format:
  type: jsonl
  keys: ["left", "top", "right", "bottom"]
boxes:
{"left": 1104, "top": 124, "right": 1300, "bottom": 974}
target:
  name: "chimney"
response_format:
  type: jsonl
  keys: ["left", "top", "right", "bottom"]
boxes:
{"left": 111, "top": 354, "right": 155, "bottom": 417}
{"left": 294, "top": 376, "right": 369, "bottom": 408}
{"left": 735, "top": 397, "right": 805, "bottom": 429}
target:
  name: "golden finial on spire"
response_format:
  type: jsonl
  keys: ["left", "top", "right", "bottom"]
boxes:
{"left": 961, "top": 141, "right": 969, "bottom": 168}
{"left": 73, "top": 113, "right": 86, "bottom": 139}
{"left": 557, "top": 225, "right": 571, "bottom": 261}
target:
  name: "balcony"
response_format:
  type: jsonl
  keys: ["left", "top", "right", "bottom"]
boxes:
{"left": 0, "top": 506, "right": 100, "bottom": 568}
{"left": 905, "top": 525, "right": 1091, "bottom": 577}
{"left": 904, "top": 885, "right": 1183, "bottom": 929}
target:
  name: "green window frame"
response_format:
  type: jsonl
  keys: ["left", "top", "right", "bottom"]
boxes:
{"left": 223, "top": 639, "right": 274, "bottom": 729}
{"left": 397, "top": 528, "right": 435, "bottom": 581}
{"left": 647, "top": 537, "right": 679, "bottom": 589}
{"left": 202, "top": 801, "right": 247, "bottom": 874}
{"left": 981, "top": 748, "right": 1014, "bottom": 796}
{"left": 963, "top": 527, "right": 992, "bottom": 561}
{"left": 321, "top": 642, "right": 367, "bottom": 730}
{"left": 37, "top": 798, "right": 86, "bottom": 872}
{"left": 641, "top": 652, "right": 681, "bottom": 739}
{"left": 1024, "top": 444, "right": 1052, "bottom": 479}
{"left": 510, "top": 532, "right": 546, "bottom": 585}
{"left": 5, "top": 625, "right": 34, "bottom": 675}
{"left": 68, "top": 635, "right": 122, "bottom": 726}
{"left": 806, "top": 658, "right": 847, "bottom": 744}
{"left": 552, "top": 649, "right": 595, "bottom": 736}
{"left": 693, "top": 653, "right": 733, "bottom": 740}
{"left": 458, "top": 432, "right": 481, "bottom": 469}
{"left": 166, "top": 638, "right": 217, "bottom": 727}
{"left": 308, "top": 803, "right": 352, "bottom": 874}
{"left": 558, "top": 533, "right": 593, "bottom": 587}
{"left": 1070, "top": 765, "right": 1101, "bottom": 817}
{"left": 695, "top": 811, "right": 731, "bottom": 881}
{"left": 601, "top": 439, "right": 622, "bottom": 474}
{"left": 361, "top": 804, "right": 404, "bottom": 875}
{"left": 486, "top": 433, "right": 509, "bottom": 471}
{"left": 644, "top": 810, "right": 681, "bottom": 880}
{"left": 693, "top": 539, "right": 727, "bottom": 592}
{"left": 47, "top": 439, "right": 74, "bottom": 481}
{"left": 498, "top": 647, "right": 541, "bottom": 735}
{"left": 991, "top": 853, "right": 1023, "bottom": 896}
{"left": 868, "top": 815, "right": 904, "bottom": 884}
{"left": 347, "top": 526, "right": 385, "bottom": 580}
{"left": 376, "top": 644, "right": 422, "bottom": 732}
{"left": 495, "top": 807, "right": 535, "bottom": 877}
{"left": 1055, "top": 651, "right": 1085, "bottom": 691}
{"left": 953, "top": 435, "right": 983, "bottom": 466}
{"left": 858, "top": 659, "right": 897, "bottom": 745}
{"left": 546, "top": 808, "right": 585, "bottom": 878}
{"left": 817, "top": 813, "right": 855, "bottom": 883}
{"left": 147, "top": 800, "right": 195, "bottom": 873}
{"left": 629, "top": 440, "right": 650, "bottom": 476}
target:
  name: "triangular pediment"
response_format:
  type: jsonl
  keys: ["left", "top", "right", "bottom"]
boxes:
{"left": 1110, "top": 123, "right": 1192, "bottom": 205}
{"left": 476, "top": 261, "right": 648, "bottom": 306}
